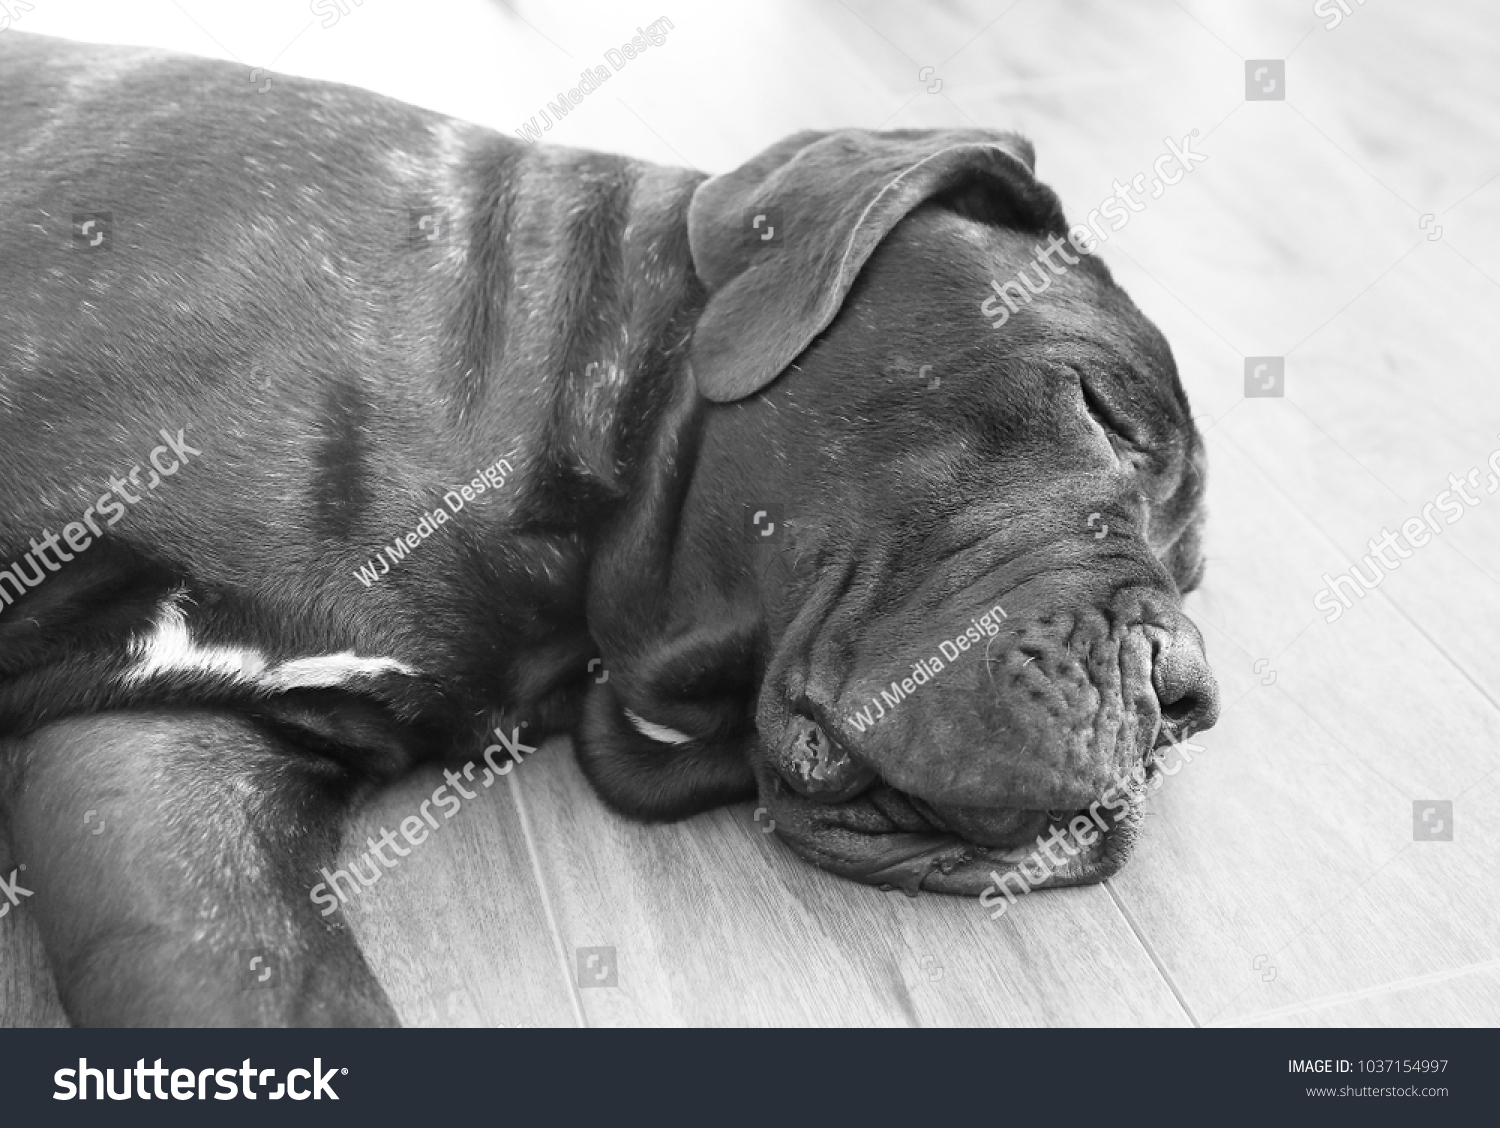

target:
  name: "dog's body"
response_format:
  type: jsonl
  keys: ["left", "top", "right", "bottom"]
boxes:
{"left": 0, "top": 34, "right": 699, "bottom": 752}
{"left": 0, "top": 33, "right": 1219, "bottom": 1026}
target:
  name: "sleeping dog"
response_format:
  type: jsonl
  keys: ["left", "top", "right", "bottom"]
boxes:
{"left": 0, "top": 32, "right": 1219, "bottom": 1025}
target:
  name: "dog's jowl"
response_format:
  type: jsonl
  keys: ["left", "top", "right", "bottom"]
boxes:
{"left": 0, "top": 32, "right": 1217, "bottom": 1025}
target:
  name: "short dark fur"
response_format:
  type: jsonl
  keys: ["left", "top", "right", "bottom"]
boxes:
{"left": 0, "top": 33, "right": 1215, "bottom": 1025}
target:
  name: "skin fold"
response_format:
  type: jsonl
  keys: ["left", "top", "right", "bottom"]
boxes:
{"left": 584, "top": 208, "right": 1219, "bottom": 896}
{"left": 0, "top": 33, "right": 1217, "bottom": 1024}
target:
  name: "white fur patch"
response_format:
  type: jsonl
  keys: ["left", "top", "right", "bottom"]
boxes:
{"left": 122, "top": 595, "right": 264, "bottom": 685}
{"left": 123, "top": 591, "right": 416, "bottom": 690}
{"left": 623, "top": 708, "right": 694, "bottom": 746}
{"left": 258, "top": 652, "right": 418, "bottom": 690}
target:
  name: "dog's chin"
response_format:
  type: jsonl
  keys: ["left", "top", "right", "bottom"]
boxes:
{"left": 757, "top": 771, "right": 1143, "bottom": 897}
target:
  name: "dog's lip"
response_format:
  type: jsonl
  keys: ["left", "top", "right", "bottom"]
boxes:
{"left": 904, "top": 795, "right": 1057, "bottom": 848}
{"left": 761, "top": 776, "right": 1141, "bottom": 897}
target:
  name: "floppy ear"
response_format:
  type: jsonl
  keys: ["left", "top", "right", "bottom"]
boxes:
{"left": 687, "top": 128, "right": 1068, "bottom": 402}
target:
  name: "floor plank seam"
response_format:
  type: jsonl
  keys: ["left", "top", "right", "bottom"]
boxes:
{"left": 1218, "top": 427, "right": 1500, "bottom": 727}
{"left": 1105, "top": 881, "right": 1201, "bottom": 1027}
{"left": 506, "top": 763, "right": 588, "bottom": 1028}
{"left": 1211, "top": 957, "right": 1500, "bottom": 1027}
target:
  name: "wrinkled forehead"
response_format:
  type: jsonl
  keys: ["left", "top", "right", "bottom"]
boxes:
{"left": 805, "top": 208, "right": 1183, "bottom": 412}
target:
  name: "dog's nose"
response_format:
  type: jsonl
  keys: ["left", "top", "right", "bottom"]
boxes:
{"left": 771, "top": 713, "right": 877, "bottom": 802}
{"left": 1151, "top": 626, "right": 1220, "bottom": 743}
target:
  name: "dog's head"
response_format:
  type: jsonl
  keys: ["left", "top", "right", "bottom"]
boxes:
{"left": 579, "top": 130, "right": 1217, "bottom": 896}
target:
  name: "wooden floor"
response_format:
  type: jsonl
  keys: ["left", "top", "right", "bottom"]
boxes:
{"left": 3, "top": 0, "right": 1498, "bottom": 1026}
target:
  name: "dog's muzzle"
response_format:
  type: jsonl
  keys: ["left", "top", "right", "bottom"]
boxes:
{"left": 756, "top": 588, "right": 1220, "bottom": 897}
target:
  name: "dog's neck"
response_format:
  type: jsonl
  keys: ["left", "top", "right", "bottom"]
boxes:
{"left": 412, "top": 142, "right": 717, "bottom": 712}
{"left": 458, "top": 142, "right": 710, "bottom": 527}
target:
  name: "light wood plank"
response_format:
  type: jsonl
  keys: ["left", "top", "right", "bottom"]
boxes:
{"left": 0, "top": 836, "right": 68, "bottom": 1028}
{"left": 514, "top": 735, "right": 1189, "bottom": 1027}
{"left": 1111, "top": 438, "right": 1500, "bottom": 1026}
{"left": 7, "top": 0, "right": 1499, "bottom": 1029}
{"left": 1079, "top": 0, "right": 1500, "bottom": 1027}
{"left": 1232, "top": 960, "right": 1500, "bottom": 1028}
{"left": 336, "top": 761, "right": 580, "bottom": 1028}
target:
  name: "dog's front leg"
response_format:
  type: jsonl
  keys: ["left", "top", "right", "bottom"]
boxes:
{"left": 0, "top": 710, "right": 398, "bottom": 1027}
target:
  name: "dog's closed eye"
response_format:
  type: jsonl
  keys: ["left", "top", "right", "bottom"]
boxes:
{"left": 1076, "top": 371, "right": 1141, "bottom": 465}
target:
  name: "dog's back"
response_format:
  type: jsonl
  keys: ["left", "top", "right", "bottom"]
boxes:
{"left": 0, "top": 33, "right": 703, "bottom": 743}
